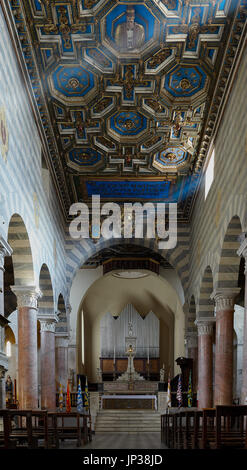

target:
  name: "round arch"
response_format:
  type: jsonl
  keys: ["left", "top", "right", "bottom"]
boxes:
{"left": 38, "top": 263, "right": 54, "bottom": 315}
{"left": 216, "top": 215, "right": 243, "bottom": 289}
{"left": 7, "top": 214, "right": 34, "bottom": 286}
{"left": 56, "top": 293, "right": 68, "bottom": 334}
{"left": 66, "top": 236, "right": 189, "bottom": 295}
{"left": 75, "top": 271, "right": 185, "bottom": 382}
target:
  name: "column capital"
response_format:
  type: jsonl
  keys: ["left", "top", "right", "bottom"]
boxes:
{"left": 195, "top": 317, "right": 215, "bottom": 336}
{"left": 0, "top": 236, "right": 12, "bottom": 271}
{"left": 10, "top": 285, "right": 42, "bottom": 310}
{"left": 210, "top": 288, "right": 240, "bottom": 311}
{"left": 39, "top": 320, "right": 56, "bottom": 333}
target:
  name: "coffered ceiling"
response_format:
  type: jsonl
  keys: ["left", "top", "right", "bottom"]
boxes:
{"left": 9, "top": 0, "right": 247, "bottom": 220}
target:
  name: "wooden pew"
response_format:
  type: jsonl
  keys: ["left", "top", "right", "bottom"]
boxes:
{"left": 161, "top": 411, "right": 174, "bottom": 448}
{"left": 213, "top": 405, "right": 247, "bottom": 449}
{"left": 0, "top": 409, "right": 48, "bottom": 449}
{"left": 47, "top": 412, "right": 92, "bottom": 448}
{"left": 183, "top": 410, "right": 202, "bottom": 449}
{"left": 198, "top": 408, "right": 216, "bottom": 449}
{"left": 191, "top": 410, "right": 203, "bottom": 449}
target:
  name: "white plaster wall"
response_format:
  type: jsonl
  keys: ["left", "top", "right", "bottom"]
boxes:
{"left": 160, "top": 267, "right": 185, "bottom": 306}
{"left": 69, "top": 266, "right": 103, "bottom": 345}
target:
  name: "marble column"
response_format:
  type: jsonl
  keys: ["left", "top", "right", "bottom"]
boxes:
{"left": 39, "top": 319, "right": 57, "bottom": 410}
{"left": 195, "top": 318, "right": 215, "bottom": 409}
{"left": 0, "top": 237, "right": 12, "bottom": 408}
{"left": 186, "top": 333, "right": 198, "bottom": 391}
{"left": 237, "top": 237, "right": 247, "bottom": 404}
{"left": 211, "top": 288, "right": 240, "bottom": 405}
{"left": 11, "top": 286, "right": 41, "bottom": 409}
{"left": 55, "top": 335, "right": 69, "bottom": 391}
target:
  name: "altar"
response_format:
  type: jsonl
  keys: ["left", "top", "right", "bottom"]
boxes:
{"left": 101, "top": 394, "right": 157, "bottom": 410}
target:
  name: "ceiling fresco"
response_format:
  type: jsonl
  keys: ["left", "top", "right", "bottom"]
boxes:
{"left": 9, "top": 0, "right": 247, "bottom": 220}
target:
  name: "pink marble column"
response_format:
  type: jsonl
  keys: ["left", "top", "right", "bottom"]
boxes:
{"left": 187, "top": 334, "right": 198, "bottom": 391}
{"left": 40, "top": 320, "right": 56, "bottom": 410}
{"left": 11, "top": 286, "right": 41, "bottom": 409}
{"left": 55, "top": 336, "right": 69, "bottom": 391}
{"left": 211, "top": 289, "right": 240, "bottom": 406}
{"left": 196, "top": 319, "right": 215, "bottom": 408}
{"left": 237, "top": 238, "right": 247, "bottom": 404}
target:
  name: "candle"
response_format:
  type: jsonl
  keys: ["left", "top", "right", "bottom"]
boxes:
{"left": 113, "top": 345, "right": 115, "bottom": 364}
{"left": 147, "top": 345, "right": 149, "bottom": 364}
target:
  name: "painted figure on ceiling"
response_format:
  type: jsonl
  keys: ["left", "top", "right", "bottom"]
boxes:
{"left": 114, "top": 6, "right": 145, "bottom": 51}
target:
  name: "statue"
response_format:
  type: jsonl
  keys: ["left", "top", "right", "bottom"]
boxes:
{"left": 114, "top": 6, "right": 145, "bottom": 51}
{"left": 96, "top": 367, "right": 102, "bottom": 383}
{"left": 160, "top": 364, "right": 165, "bottom": 382}
{"left": 5, "top": 375, "right": 13, "bottom": 403}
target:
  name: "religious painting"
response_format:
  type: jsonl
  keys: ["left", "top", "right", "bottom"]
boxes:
{"left": 103, "top": 3, "right": 157, "bottom": 55}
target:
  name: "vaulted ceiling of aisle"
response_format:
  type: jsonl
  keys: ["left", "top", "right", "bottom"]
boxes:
{"left": 9, "top": 0, "right": 247, "bottom": 220}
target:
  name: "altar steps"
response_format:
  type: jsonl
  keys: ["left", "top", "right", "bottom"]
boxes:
{"left": 95, "top": 410, "right": 161, "bottom": 433}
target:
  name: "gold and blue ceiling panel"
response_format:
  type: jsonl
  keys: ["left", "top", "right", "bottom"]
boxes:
{"left": 100, "top": 3, "right": 161, "bottom": 59}
{"left": 47, "top": 63, "right": 98, "bottom": 105}
{"left": 153, "top": 0, "right": 183, "bottom": 18}
{"left": 67, "top": 147, "right": 104, "bottom": 172}
{"left": 142, "top": 97, "right": 170, "bottom": 119}
{"left": 83, "top": 47, "right": 114, "bottom": 73}
{"left": 79, "top": 0, "right": 107, "bottom": 16}
{"left": 10, "top": 0, "right": 246, "bottom": 218}
{"left": 94, "top": 135, "right": 117, "bottom": 153}
{"left": 153, "top": 146, "right": 190, "bottom": 173}
{"left": 35, "top": 2, "right": 95, "bottom": 58}
{"left": 58, "top": 109, "right": 101, "bottom": 145}
{"left": 91, "top": 96, "right": 116, "bottom": 118}
{"left": 105, "top": 64, "right": 155, "bottom": 105}
{"left": 140, "top": 135, "right": 165, "bottom": 152}
{"left": 161, "top": 64, "right": 209, "bottom": 105}
{"left": 107, "top": 146, "right": 149, "bottom": 172}
{"left": 164, "top": 2, "right": 225, "bottom": 59}
{"left": 107, "top": 110, "right": 149, "bottom": 143}
{"left": 144, "top": 45, "right": 177, "bottom": 74}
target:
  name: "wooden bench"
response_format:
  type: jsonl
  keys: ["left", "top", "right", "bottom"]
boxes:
{"left": 47, "top": 412, "right": 92, "bottom": 448}
{"left": 161, "top": 411, "right": 174, "bottom": 448}
{"left": 162, "top": 406, "right": 247, "bottom": 450}
{"left": 0, "top": 409, "right": 48, "bottom": 449}
{"left": 182, "top": 410, "right": 202, "bottom": 449}
{"left": 213, "top": 405, "right": 247, "bottom": 449}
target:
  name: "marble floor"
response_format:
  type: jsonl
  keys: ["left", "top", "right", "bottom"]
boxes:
{"left": 61, "top": 432, "right": 167, "bottom": 449}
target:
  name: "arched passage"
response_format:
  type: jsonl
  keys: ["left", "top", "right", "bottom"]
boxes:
{"left": 76, "top": 272, "right": 185, "bottom": 382}
{"left": 39, "top": 264, "right": 54, "bottom": 316}
{"left": 6, "top": 214, "right": 38, "bottom": 408}
{"left": 8, "top": 214, "right": 34, "bottom": 287}
{"left": 213, "top": 215, "right": 243, "bottom": 405}
{"left": 216, "top": 215, "right": 242, "bottom": 289}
